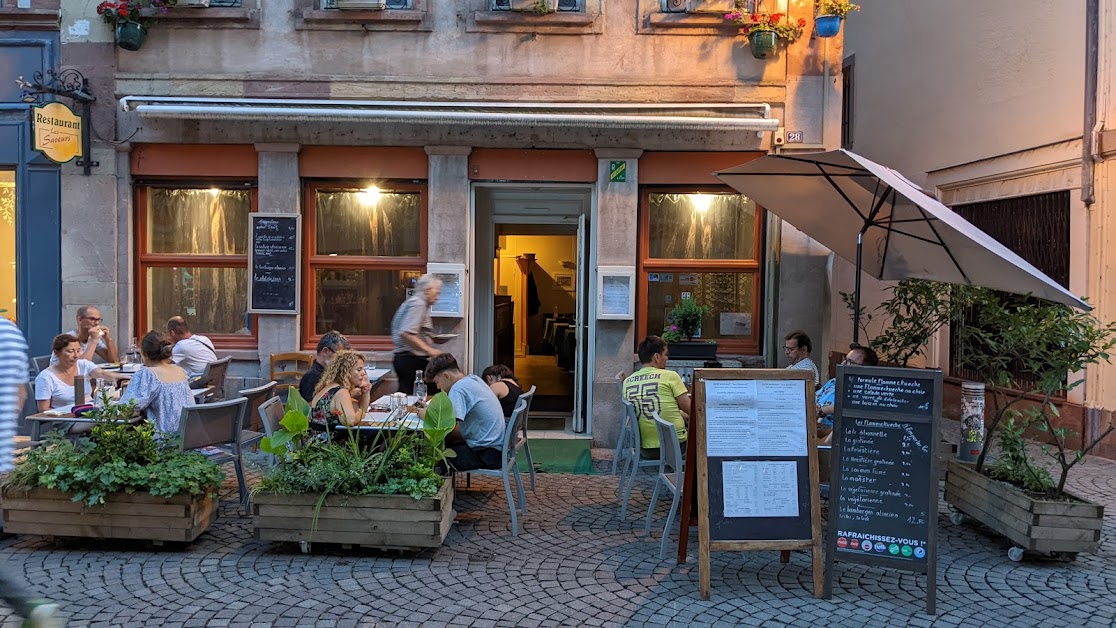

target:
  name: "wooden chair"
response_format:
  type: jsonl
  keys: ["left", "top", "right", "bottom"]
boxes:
{"left": 270, "top": 352, "right": 314, "bottom": 401}
{"left": 176, "top": 397, "right": 250, "bottom": 507}
{"left": 645, "top": 411, "right": 684, "bottom": 559}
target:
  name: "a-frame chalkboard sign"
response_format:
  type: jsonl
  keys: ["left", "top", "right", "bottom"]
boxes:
{"left": 823, "top": 365, "right": 942, "bottom": 615}
{"left": 694, "top": 369, "right": 823, "bottom": 600}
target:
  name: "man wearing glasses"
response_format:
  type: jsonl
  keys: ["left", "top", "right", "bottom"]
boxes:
{"left": 59, "top": 305, "right": 118, "bottom": 364}
{"left": 816, "top": 345, "right": 879, "bottom": 427}
{"left": 298, "top": 330, "right": 352, "bottom": 402}
{"left": 783, "top": 330, "right": 819, "bottom": 383}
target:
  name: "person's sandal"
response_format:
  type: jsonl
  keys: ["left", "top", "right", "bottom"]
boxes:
{"left": 23, "top": 600, "right": 62, "bottom": 628}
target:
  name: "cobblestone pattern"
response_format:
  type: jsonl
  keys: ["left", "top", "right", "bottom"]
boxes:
{"left": 2, "top": 437, "right": 1115, "bottom": 627}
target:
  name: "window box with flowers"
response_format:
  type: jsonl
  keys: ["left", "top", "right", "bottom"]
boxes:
{"left": 815, "top": 0, "right": 858, "bottom": 38}
{"left": 97, "top": 1, "right": 174, "bottom": 51}
{"left": 723, "top": 2, "right": 806, "bottom": 59}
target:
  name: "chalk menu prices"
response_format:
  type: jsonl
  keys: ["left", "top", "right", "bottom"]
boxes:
{"left": 833, "top": 417, "right": 933, "bottom": 564}
{"left": 842, "top": 373, "right": 933, "bottom": 417}
{"left": 249, "top": 214, "right": 300, "bottom": 314}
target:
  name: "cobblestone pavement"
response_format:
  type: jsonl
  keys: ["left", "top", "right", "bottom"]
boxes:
{"left": 3, "top": 435, "right": 1116, "bottom": 627}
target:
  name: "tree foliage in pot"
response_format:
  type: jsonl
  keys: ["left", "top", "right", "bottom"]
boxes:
{"left": 661, "top": 297, "right": 710, "bottom": 343}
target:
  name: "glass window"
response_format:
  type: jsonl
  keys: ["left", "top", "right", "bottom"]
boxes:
{"left": 641, "top": 190, "right": 764, "bottom": 354}
{"left": 0, "top": 171, "right": 15, "bottom": 322}
{"left": 306, "top": 184, "right": 427, "bottom": 347}
{"left": 147, "top": 267, "right": 250, "bottom": 335}
{"left": 648, "top": 193, "right": 758, "bottom": 260}
{"left": 138, "top": 185, "right": 257, "bottom": 347}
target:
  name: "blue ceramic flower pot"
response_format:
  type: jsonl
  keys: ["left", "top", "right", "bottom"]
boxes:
{"left": 749, "top": 30, "right": 779, "bottom": 59}
{"left": 815, "top": 14, "right": 843, "bottom": 38}
{"left": 116, "top": 21, "right": 147, "bottom": 51}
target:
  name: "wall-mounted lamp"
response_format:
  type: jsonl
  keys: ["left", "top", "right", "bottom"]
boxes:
{"left": 690, "top": 193, "right": 713, "bottom": 215}
{"left": 15, "top": 69, "right": 98, "bottom": 175}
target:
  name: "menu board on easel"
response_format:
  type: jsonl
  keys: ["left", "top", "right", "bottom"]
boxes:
{"left": 694, "top": 368, "right": 823, "bottom": 600}
{"left": 823, "top": 365, "right": 941, "bottom": 615}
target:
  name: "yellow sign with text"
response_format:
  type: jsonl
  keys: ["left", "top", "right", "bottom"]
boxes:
{"left": 32, "top": 102, "right": 83, "bottom": 164}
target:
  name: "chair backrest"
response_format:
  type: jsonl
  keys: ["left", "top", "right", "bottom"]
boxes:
{"left": 258, "top": 395, "right": 286, "bottom": 438}
{"left": 238, "top": 380, "right": 277, "bottom": 432}
{"left": 517, "top": 385, "right": 536, "bottom": 438}
{"left": 177, "top": 396, "right": 248, "bottom": 451}
{"left": 501, "top": 397, "right": 529, "bottom": 459}
{"left": 270, "top": 351, "right": 313, "bottom": 383}
{"left": 31, "top": 355, "right": 50, "bottom": 375}
{"left": 620, "top": 398, "right": 642, "bottom": 450}
{"left": 615, "top": 371, "right": 626, "bottom": 397}
{"left": 202, "top": 356, "right": 233, "bottom": 400}
{"left": 652, "top": 411, "right": 683, "bottom": 474}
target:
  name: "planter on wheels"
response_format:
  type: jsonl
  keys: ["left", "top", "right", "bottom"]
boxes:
{"left": 253, "top": 478, "right": 455, "bottom": 552}
{"left": 815, "top": 15, "right": 843, "bottom": 38}
{"left": 115, "top": 21, "right": 147, "bottom": 51}
{"left": 944, "top": 460, "right": 1103, "bottom": 561}
{"left": 748, "top": 30, "right": 779, "bottom": 59}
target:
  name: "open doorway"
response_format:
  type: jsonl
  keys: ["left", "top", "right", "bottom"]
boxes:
{"left": 495, "top": 230, "right": 576, "bottom": 425}
{"left": 472, "top": 185, "right": 592, "bottom": 433}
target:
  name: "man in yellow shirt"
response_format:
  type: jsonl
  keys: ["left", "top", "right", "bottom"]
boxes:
{"left": 622, "top": 336, "right": 691, "bottom": 459}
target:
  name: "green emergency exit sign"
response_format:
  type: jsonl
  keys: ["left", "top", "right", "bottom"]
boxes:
{"left": 609, "top": 161, "right": 627, "bottom": 182}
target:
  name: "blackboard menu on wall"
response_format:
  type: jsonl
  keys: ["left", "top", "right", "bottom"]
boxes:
{"left": 248, "top": 213, "right": 300, "bottom": 314}
{"left": 824, "top": 365, "right": 942, "bottom": 615}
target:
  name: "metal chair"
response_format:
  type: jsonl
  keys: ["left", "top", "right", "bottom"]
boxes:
{"left": 611, "top": 371, "right": 628, "bottom": 475}
{"left": 257, "top": 395, "right": 286, "bottom": 467}
{"left": 196, "top": 356, "right": 232, "bottom": 401}
{"left": 468, "top": 398, "right": 529, "bottom": 536}
{"left": 618, "top": 399, "right": 661, "bottom": 520}
{"left": 645, "top": 411, "right": 684, "bottom": 559}
{"left": 237, "top": 380, "right": 277, "bottom": 434}
{"left": 176, "top": 397, "right": 250, "bottom": 507}
{"left": 517, "top": 385, "right": 537, "bottom": 491}
{"left": 31, "top": 355, "right": 50, "bottom": 375}
{"left": 269, "top": 352, "right": 314, "bottom": 402}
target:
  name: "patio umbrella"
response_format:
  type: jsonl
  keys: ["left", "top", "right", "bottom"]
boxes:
{"left": 715, "top": 149, "right": 1089, "bottom": 346}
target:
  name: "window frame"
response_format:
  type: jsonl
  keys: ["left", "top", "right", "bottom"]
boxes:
{"left": 134, "top": 181, "right": 260, "bottom": 349}
{"left": 301, "top": 180, "right": 429, "bottom": 351}
{"left": 637, "top": 185, "right": 765, "bottom": 355}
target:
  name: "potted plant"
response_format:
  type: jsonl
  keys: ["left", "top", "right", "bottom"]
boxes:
{"left": 815, "top": 0, "right": 859, "bottom": 38}
{"left": 333, "top": 0, "right": 388, "bottom": 9}
{"left": 724, "top": 3, "right": 807, "bottom": 59}
{"left": 945, "top": 291, "right": 1116, "bottom": 561}
{"left": 1, "top": 403, "right": 225, "bottom": 543}
{"left": 96, "top": 1, "right": 174, "bottom": 51}
{"left": 509, "top": 0, "right": 558, "bottom": 13}
{"left": 252, "top": 390, "right": 457, "bottom": 552}
{"left": 661, "top": 297, "right": 716, "bottom": 360}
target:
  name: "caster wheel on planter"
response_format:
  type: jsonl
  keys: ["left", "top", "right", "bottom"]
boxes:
{"left": 1007, "top": 546, "right": 1025, "bottom": 562}
{"left": 949, "top": 512, "right": 964, "bottom": 525}
{"left": 299, "top": 541, "right": 312, "bottom": 554}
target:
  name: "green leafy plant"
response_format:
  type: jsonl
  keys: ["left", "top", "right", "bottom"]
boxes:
{"left": 988, "top": 414, "right": 1054, "bottom": 493}
{"left": 255, "top": 390, "right": 453, "bottom": 504}
{"left": 816, "top": 0, "right": 860, "bottom": 18}
{"left": 663, "top": 298, "right": 710, "bottom": 342}
{"left": 724, "top": 4, "right": 807, "bottom": 42}
{"left": 955, "top": 291, "right": 1116, "bottom": 497}
{"left": 3, "top": 410, "right": 224, "bottom": 507}
{"left": 532, "top": 0, "right": 553, "bottom": 14}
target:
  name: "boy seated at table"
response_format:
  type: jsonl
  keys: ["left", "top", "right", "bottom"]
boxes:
{"left": 419, "top": 353, "right": 506, "bottom": 471}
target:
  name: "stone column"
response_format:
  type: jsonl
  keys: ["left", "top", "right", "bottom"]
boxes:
{"left": 114, "top": 144, "right": 134, "bottom": 343}
{"left": 255, "top": 143, "right": 302, "bottom": 379}
{"left": 424, "top": 146, "right": 472, "bottom": 365}
{"left": 592, "top": 149, "right": 642, "bottom": 448}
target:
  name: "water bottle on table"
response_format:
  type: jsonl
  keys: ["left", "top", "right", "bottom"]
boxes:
{"left": 413, "top": 370, "right": 427, "bottom": 403}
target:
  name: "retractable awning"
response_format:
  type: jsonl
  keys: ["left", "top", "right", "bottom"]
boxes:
{"left": 118, "top": 97, "right": 780, "bottom": 133}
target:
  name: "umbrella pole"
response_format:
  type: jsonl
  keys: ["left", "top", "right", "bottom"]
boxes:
{"left": 852, "top": 231, "right": 864, "bottom": 347}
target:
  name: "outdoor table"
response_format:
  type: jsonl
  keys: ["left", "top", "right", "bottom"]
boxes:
{"left": 365, "top": 367, "right": 391, "bottom": 385}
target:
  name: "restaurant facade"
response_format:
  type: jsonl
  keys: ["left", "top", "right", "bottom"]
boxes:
{"left": 41, "top": 0, "right": 843, "bottom": 446}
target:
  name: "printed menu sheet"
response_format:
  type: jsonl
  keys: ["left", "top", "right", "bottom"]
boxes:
{"left": 722, "top": 460, "right": 800, "bottom": 518}
{"left": 704, "top": 379, "right": 808, "bottom": 457}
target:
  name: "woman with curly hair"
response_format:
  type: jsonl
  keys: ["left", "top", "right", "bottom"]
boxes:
{"left": 308, "top": 349, "right": 371, "bottom": 433}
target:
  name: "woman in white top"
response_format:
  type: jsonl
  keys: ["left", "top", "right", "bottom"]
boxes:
{"left": 119, "top": 330, "right": 195, "bottom": 434}
{"left": 35, "top": 333, "right": 119, "bottom": 412}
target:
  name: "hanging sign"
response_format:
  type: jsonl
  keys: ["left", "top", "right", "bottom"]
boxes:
{"left": 31, "top": 102, "right": 83, "bottom": 164}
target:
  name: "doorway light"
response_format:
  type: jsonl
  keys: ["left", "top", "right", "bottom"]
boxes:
{"left": 690, "top": 193, "right": 713, "bottom": 215}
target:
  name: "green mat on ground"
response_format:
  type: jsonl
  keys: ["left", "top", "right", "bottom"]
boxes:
{"left": 517, "top": 439, "right": 595, "bottom": 475}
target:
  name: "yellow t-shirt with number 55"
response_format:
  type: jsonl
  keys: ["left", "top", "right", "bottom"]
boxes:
{"left": 622, "top": 366, "right": 688, "bottom": 450}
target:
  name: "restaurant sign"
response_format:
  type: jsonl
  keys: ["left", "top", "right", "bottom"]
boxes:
{"left": 31, "top": 102, "right": 83, "bottom": 164}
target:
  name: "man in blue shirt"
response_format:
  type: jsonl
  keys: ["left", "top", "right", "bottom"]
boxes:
{"left": 422, "top": 353, "right": 506, "bottom": 471}
{"left": 817, "top": 344, "right": 879, "bottom": 429}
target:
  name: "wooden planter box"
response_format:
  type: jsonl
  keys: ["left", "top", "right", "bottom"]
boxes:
{"left": 252, "top": 478, "right": 455, "bottom": 551}
{"left": 0, "top": 487, "right": 217, "bottom": 543}
{"left": 944, "top": 460, "right": 1103, "bottom": 556}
